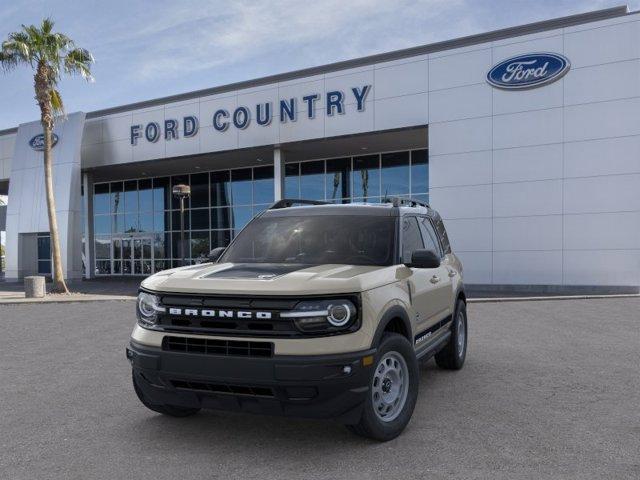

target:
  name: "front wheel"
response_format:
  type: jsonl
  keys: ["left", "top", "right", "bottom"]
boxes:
{"left": 346, "top": 333, "right": 419, "bottom": 441}
{"left": 435, "top": 299, "right": 467, "bottom": 370}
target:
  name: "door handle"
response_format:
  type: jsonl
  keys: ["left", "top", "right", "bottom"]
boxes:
{"left": 430, "top": 275, "right": 440, "bottom": 284}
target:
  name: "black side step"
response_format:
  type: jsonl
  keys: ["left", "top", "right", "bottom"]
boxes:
{"left": 415, "top": 331, "right": 451, "bottom": 361}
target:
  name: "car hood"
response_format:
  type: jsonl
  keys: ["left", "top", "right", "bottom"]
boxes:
{"left": 140, "top": 262, "right": 401, "bottom": 295}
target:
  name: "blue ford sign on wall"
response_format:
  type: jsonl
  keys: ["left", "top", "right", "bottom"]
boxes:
{"left": 29, "top": 133, "right": 59, "bottom": 151}
{"left": 487, "top": 53, "right": 570, "bottom": 90}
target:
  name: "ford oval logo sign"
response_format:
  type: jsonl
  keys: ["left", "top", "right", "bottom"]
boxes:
{"left": 487, "top": 53, "right": 570, "bottom": 90}
{"left": 29, "top": 133, "right": 59, "bottom": 151}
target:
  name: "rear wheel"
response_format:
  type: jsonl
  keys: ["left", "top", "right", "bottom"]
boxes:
{"left": 132, "top": 372, "right": 200, "bottom": 417}
{"left": 347, "top": 333, "right": 418, "bottom": 441}
{"left": 435, "top": 299, "right": 467, "bottom": 370}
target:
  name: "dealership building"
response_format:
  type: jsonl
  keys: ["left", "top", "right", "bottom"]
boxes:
{"left": 0, "top": 5, "right": 639, "bottom": 292}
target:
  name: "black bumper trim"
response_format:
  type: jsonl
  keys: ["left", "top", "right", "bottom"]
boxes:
{"left": 127, "top": 340, "right": 375, "bottom": 423}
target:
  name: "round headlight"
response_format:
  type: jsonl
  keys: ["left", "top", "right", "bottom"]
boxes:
{"left": 137, "top": 292, "right": 163, "bottom": 326}
{"left": 327, "top": 303, "right": 352, "bottom": 327}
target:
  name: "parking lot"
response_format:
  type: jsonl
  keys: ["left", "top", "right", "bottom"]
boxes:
{"left": 1, "top": 297, "right": 639, "bottom": 479}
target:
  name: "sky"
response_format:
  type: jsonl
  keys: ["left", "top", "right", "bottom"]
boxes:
{"left": 0, "top": 0, "right": 638, "bottom": 130}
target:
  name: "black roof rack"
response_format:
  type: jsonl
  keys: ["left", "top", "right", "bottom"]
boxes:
{"left": 382, "top": 196, "right": 430, "bottom": 209}
{"left": 269, "top": 198, "right": 329, "bottom": 209}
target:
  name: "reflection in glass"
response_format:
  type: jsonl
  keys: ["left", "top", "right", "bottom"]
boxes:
{"left": 211, "top": 207, "right": 230, "bottom": 230}
{"left": 230, "top": 205, "right": 253, "bottom": 231}
{"left": 153, "top": 233, "right": 167, "bottom": 259}
{"left": 96, "top": 260, "right": 111, "bottom": 275}
{"left": 211, "top": 171, "right": 230, "bottom": 208}
{"left": 111, "top": 182, "right": 123, "bottom": 214}
{"left": 124, "top": 180, "right": 138, "bottom": 212}
{"left": 300, "top": 161, "right": 324, "bottom": 200}
{"left": 381, "top": 151, "right": 410, "bottom": 197}
{"left": 153, "top": 177, "right": 170, "bottom": 212}
{"left": 253, "top": 166, "right": 274, "bottom": 205}
{"left": 171, "top": 210, "right": 190, "bottom": 231}
{"left": 284, "top": 163, "right": 299, "bottom": 198}
{"left": 353, "top": 155, "right": 380, "bottom": 201}
{"left": 138, "top": 179, "right": 153, "bottom": 212}
{"left": 190, "top": 231, "right": 210, "bottom": 259}
{"left": 112, "top": 214, "right": 124, "bottom": 234}
{"left": 94, "top": 215, "right": 110, "bottom": 235}
{"left": 326, "top": 158, "right": 350, "bottom": 202}
{"left": 190, "top": 173, "right": 209, "bottom": 208}
{"left": 124, "top": 213, "right": 138, "bottom": 233}
{"left": 139, "top": 213, "right": 153, "bottom": 232}
{"left": 94, "top": 183, "right": 110, "bottom": 214}
{"left": 95, "top": 236, "right": 110, "bottom": 259}
{"left": 211, "top": 230, "right": 231, "bottom": 248}
{"left": 231, "top": 169, "right": 252, "bottom": 205}
{"left": 112, "top": 238, "right": 122, "bottom": 259}
{"left": 410, "top": 149, "right": 428, "bottom": 194}
{"left": 191, "top": 208, "right": 209, "bottom": 230}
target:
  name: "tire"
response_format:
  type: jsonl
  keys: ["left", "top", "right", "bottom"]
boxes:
{"left": 435, "top": 299, "right": 467, "bottom": 370}
{"left": 132, "top": 372, "right": 200, "bottom": 417}
{"left": 347, "top": 333, "right": 419, "bottom": 441}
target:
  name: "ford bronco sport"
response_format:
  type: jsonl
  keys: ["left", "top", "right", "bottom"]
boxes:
{"left": 127, "top": 197, "right": 467, "bottom": 441}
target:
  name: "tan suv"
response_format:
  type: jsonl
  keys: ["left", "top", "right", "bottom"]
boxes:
{"left": 127, "top": 197, "right": 467, "bottom": 441}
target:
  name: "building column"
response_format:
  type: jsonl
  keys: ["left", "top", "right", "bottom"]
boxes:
{"left": 273, "top": 147, "right": 285, "bottom": 201}
{"left": 82, "top": 172, "right": 94, "bottom": 279}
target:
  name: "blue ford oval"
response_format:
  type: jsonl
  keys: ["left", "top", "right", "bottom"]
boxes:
{"left": 487, "top": 53, "right": 570, "bottom": 90}
{"left": 29, "top": 133, "right": 59, "bottom": 151}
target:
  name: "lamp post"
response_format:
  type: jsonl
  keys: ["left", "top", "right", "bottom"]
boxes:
{"left": 172, "top": 184, "right": 191, "bottom": 267}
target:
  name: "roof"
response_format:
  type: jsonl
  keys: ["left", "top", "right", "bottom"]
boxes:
{"left": 0, "top": 5, "right": 630, "bottom": 137}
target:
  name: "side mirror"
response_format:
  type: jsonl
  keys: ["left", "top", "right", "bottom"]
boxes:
{"left": 405, "top": 249, "right": 440, "bottom": 269}
{"left": 207, "top": 247, "right": 226, "bottom": 263}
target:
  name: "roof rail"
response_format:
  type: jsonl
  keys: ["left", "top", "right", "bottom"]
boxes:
{"left": 269, "top": 198, "right": 329, "bottom": 209}
{"left": 382, "top": 196, "right": 430, "bottom": 209}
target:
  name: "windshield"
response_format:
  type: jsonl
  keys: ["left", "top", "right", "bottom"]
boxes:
{"left": 220, "top": 215, "right": 397, "bottom": 266}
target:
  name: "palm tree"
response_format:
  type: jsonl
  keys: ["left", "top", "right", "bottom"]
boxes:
{"left": 0, "top": 18, "right": 93, "bottom": 293}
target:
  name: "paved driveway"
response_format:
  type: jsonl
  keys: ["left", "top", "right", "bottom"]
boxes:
{"left": 1, "top": 298, "right": 638, "bottom": 479}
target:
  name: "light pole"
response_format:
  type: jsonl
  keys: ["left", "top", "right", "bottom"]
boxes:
{"left": 172, "top": 184, "right": 191, "bottom": 267}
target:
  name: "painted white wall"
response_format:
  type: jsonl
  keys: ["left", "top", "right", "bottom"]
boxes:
{"left": 428, "top": 13, "right": 640, "bottom": 287}
{"left": 4, "top": 113, "right": 85, "bottom": 280}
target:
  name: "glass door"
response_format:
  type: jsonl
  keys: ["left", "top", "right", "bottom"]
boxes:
{"left": 112, "top": 236, "right": 154, "bottom": 275}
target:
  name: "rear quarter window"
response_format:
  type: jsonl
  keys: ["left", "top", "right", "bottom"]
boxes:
{"left": 431, "top": 212, "right": 452, "bottom": 255}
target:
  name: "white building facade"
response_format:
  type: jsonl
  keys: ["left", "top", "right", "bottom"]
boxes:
{"left": 0, "top": 6, "right": 638, "bottom": 292}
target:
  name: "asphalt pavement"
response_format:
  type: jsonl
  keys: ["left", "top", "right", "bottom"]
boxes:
{"left": 1, "top": 298, "right": 638, "bottom": 479}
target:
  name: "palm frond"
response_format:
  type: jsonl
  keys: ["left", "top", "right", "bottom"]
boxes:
{"left": 50, "top": 88, "right": 64, "bottom": 116}
{"left": 64, "top": 47, "right": 94, "bottom": 81}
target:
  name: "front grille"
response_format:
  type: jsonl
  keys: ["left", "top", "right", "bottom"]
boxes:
{"left": 162, "top": 336, "right": 273, "bottom": 358}
{"left": 170, "top": 379, "right": 274, "bottom": 397}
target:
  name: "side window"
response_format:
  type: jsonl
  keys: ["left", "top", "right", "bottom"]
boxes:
{"left": 432, "top": 212, "right": 451, "bottom": 254}
{"left": 401, "top": 217, "right": 424, "bottom": 263}
{"left": 419, "top": 217, "right": 442, "bottom": 257}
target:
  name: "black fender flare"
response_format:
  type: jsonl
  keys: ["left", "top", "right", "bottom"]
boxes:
{"left": 371, "top": 305, "right": 413, "bottom": 348}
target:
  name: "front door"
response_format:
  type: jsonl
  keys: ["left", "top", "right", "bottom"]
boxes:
{"left": 401, "top": 216, "right": 451, "bottom": 330}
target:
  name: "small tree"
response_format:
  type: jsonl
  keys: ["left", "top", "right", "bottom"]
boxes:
{"left": 0, "top": 18, "right": 93, "bottom": 293}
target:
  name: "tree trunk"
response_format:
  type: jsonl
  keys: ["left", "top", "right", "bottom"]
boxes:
{"left": 35, "top": 65, "right": 68, "bottom": 294}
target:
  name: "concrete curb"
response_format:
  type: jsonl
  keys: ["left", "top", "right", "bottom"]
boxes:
{"left": 0, "top": 295, "right": 136, "bottom": 305}
{"left": 468, "top": 293, "right": 640, "bottom": 303}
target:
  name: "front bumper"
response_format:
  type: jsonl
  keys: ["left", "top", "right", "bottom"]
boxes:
{"left": 127, "top": 340, "right": 375, "bottom": 424}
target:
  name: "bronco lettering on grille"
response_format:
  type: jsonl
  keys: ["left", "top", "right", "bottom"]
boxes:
{"left": 167, "top": 308, "right": 272, "bottom": 319}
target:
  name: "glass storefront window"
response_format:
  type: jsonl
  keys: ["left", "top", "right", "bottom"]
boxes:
{"left": 153, "top": 177, "right": 170, "bottom": 212}
{"left": 211, "top": 171, "right": 231, "bottom": 207}
{"left": 231, "top": 169, "right": 252, "bottom": 206}
{"left": 353, "top": 154, "right": 380, "bottom": 201}
{"left": 91, "top": 150, "right": 427, "bottom": 276}
{"left": 300, "top": 161, "right": 324, "bottom": 200}
{"left": 138, "top": 179, "right": 153, "bottom": 212}
{"left": 253, "top": 166, "right": 274, "bottom": 205}
{"left": 410, "top": 149, "right": 429, "bottom": 196}
{"left": 171, "top": 175, "right": 190, "bottom": 209}
{"left": 381, "top": 151, "right": 410, "bottom": 196}
{"left": 190, "top": 173, "right": 209, "bottom": 208}
{"left": 111, "top": 182, "right": 123, "bottom": 215}
{"left": 326, "top": 158, "right": 351, "bottom": 202}
{"left": 284, "top": 163, "right": 299, "bottom": 197}
{"left": 94, "top": 183, "right": 110, "bottom": 214}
